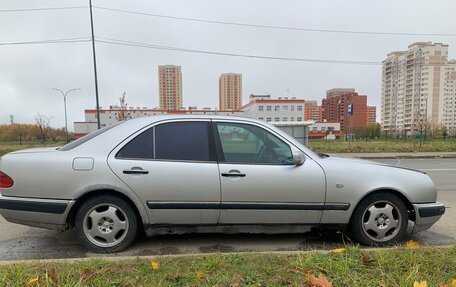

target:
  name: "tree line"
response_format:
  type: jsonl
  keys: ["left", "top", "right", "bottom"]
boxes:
{"left": 0, "top": 123, "right": 67, "bottom": 143}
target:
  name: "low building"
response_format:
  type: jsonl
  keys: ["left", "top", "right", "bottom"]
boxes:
{"left": 74, "top": 106, "right": 242, "bottom": 138}
{"left": 308, "top": 122, "right": 341, "bottom": 139}
{"left": 240, "top": 94, "right": 306, "bottom": 123}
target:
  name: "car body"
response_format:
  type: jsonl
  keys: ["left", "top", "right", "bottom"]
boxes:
{"left": 0, "top": 115, "right": 445, "bottom": 252}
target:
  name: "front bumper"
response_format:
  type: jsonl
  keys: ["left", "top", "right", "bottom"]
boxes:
{"left": 0, "top": 194, "right": 75, "bottom": 230}
{"left": 412, "top": 202, "right": 446, "bottom": 233}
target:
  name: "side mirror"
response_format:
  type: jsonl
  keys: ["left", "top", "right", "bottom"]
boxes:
{"left": 292, "top": 151, "right": 305, "bottom": 165}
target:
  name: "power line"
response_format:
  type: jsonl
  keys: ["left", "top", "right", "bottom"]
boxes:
{"left": 0, "top": 6, "right": 87, "bottom": 13}
{"left": 0, "top": 38, "right": 91, "bottom": 46}
{"left": 96, "top": 37, "right": 381, "bottom": 65}
{"left": 94, "top": 6, "right": 456, "bottom": 37}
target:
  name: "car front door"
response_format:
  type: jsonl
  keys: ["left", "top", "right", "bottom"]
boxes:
{"left": 108, "top": 119, "right": 221, "bottom": 225}
{"left": 214, "top": 120, "right": 326, "bottom": 224}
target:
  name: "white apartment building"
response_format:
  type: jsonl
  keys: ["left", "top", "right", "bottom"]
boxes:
{"left": 382, "top": 42, "right": 455, "bottom": 134}
{"left": 240, "top": 94, "right": 305, "bottom": 123}
{"left": 443, "top": 60, "right": 456, "bottom": 131}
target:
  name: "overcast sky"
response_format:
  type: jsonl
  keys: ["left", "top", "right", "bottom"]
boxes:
{"left": 1, "top": 0, "right": 455, "bottom": 130}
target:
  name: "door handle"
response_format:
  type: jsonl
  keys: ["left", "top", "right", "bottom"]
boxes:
{"left": 123, "top": 167, "right": 149, "bottom": 175}
{"left": 221, "top": 170, "right": 246, "bottom": 177}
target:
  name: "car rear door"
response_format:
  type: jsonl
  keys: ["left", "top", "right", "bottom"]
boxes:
{"left": 213, "top": 120, "right": 327, "bottom": 224}
{"left": 108, "top": 119, "right": 221, "bottom": 225}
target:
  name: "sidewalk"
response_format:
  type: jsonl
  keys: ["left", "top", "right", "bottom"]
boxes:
{"left": 330, "top": 151, "right": 456, "bottom": 159}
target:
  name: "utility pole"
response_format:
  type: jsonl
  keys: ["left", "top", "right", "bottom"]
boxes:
{"left": 89, "top": 0, "right": 101, "bottom": 129}
{"left": 52, "top": 88, "right": 80, "bottom": 142}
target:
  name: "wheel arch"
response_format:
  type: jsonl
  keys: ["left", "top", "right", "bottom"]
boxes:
{"left": 66, "top": 185, "right": 149, "bottom": 228}
{"left": 350, "top": 188, "right": 416, "bottom": 223}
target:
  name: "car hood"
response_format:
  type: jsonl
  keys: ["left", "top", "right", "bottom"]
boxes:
{"left": 320, "top": 156, "right": 425, "bottom": 174}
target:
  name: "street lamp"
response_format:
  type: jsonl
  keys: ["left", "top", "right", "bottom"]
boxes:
{"left": 52, "top": 88, "right": 81, "bottom": 142}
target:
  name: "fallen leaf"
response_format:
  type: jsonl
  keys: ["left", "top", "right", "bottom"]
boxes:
{"left": 450, "top": 279, "right": 456, "bottom": 287}
{"left": 26, "top": 276, "right": 39, "bottom": 286}
{"left": 361, "top": 252, "right": 376, "bottom": 265}
{"left": 80, "top": 268, "right": 95, "bottom": 280}
{"left": 406, "top": 240, "right": 421, "bottom": 248}
{"left": 330, "top": 248, "right": 346, "bottom": 254}
{"left": 308, "top": 273, "right": 333, "bottom": 287}
{"left": 413, "top": 281, "right": 428, "bottom": 287}
{"left": 196, "top": 271, "right": 206, "bottom": 279}
{"left": 46, "top": 268, "right": 60, "bottom": 286}
{"left": 290, "top": 268, "right": 302, "bottom": 274}
{"left": 150, "top": 261, "right": 160, "bottom": 270}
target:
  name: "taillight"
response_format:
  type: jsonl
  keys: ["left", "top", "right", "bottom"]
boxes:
{"left": 0, "top": 171, "right": 13, "bottom": 188}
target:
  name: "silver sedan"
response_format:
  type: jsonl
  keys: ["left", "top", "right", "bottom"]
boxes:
{"left": 0, "top": 116, "right": 445, "bottom": 252}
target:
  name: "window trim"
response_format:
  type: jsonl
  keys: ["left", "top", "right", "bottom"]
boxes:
{"left": 114, "top": 119, "right": 217, "bottom": 163}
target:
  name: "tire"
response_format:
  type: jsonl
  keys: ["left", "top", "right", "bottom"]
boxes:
{"left": 75, "top": 195, "right": 138, "bottom": 253}
{"left": 351, "top": 193, "right": 408, "bottom": 246}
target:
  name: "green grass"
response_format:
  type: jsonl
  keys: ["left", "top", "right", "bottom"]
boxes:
{"left": 0, "top": 247, "right": 455, "bottom": 286}
{"left": 309, "top": 139, "right": 456, "bottom": 153}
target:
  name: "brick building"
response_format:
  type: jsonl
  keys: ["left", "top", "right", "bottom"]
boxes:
{"left": 322, "top": 90, "right": 368, "bottom": 133}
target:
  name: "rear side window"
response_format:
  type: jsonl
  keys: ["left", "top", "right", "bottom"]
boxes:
{"left": 155, "top": 122, "right": 215, "bottom": 161}
{"left": 116, "top": 121, "right": 215, "bottom": 162}
{"left": 116, "top": 128, "right": 153, "bottom": 159}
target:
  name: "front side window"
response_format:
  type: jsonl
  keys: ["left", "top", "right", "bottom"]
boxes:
{"left": 216, "top": 123, "right": 292, "bottom": 164}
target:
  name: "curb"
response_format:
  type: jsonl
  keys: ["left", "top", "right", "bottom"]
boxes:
{"left": 0, "top": 245, "right": 454, "bottom": 265}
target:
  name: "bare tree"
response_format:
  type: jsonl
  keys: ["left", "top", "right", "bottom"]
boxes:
{"left": 414, "top": 111, "right": 431, "bottom": 148}
{"left": 35, "top": 113, "right": 52, "bottom": 146}
{"left": 115, "top": 92, "right": 129, "bottom": 121}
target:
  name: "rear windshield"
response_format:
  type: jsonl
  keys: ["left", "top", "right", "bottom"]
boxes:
{"left": 59, "top": 122, "right": 122, "bottom": 151}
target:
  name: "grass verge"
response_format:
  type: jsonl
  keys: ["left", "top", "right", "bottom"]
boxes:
{"left": 1, "top": 246, "right": 455, "bottom": 286}
{"left": 309, "top": 139, "right": 456, "bottom": 153}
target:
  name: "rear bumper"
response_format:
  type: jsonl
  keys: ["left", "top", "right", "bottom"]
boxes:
{"left": 412, "top": 202, "right": 445, "bottom": 233}
{"left": 0, "top": 194, "right": 75, "bottom": 230}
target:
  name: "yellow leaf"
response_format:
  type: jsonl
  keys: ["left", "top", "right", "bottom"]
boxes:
{"left": 406, "top": 240, "right": 421, "bottom": 248}
{"left": 26, "top": 276, "right": 39, "bottom": 286}
{"left": 150, "top": 261, "right": 160, "bottom": 270}
{"left": 196, "top": 271, "right": 206, "bottom": 279}
{"left": 413, "top": 281, "right": 428, "bottom": 287}
{"left": 450, "top": 279, "right": 456, "bottom": 287}
{"left": 330, "top": 248, "right": 346, "bottom": 254}
{"left": 308, "top": 273, "right": 333, "bottom": 287}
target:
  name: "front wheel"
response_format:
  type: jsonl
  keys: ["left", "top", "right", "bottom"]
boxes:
{"left": 351, "top": 193, "right": 408, "bottom": 246}
{"left": 75, "top": 195, "right": 138, "bottom": 253}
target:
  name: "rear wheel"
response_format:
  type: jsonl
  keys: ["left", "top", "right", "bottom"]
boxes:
{"left": 75, "top": 195, "right": 138, "bottom": 253}
{"left": 351, "top": 193, "right": 408, "bottom": 246}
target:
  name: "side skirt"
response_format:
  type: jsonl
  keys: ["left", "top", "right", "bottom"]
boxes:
{"left": 143, "top": 224, "right": 328, "bottom": 237}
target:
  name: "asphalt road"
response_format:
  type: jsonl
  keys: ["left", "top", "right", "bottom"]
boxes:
{"left": 0, "top": 158, "right": 454, "bottom": 261}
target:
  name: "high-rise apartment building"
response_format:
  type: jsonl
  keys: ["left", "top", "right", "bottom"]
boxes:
{"left": 304, "top": 101, "right": 323, "bottom": 122}
{"left": 367, "top": 106, "right": 377, "bottom": 125}
{"left": 322, "top": 89, "right": 368, "bottom": 132}
{"left": 158, "top": 65, "right": 183, "bottom": 111}
{"left": 326, "top": 88, "right": 355, "bottom": 99}
{"left": 219, "top": 73, "right": 242, "bottom": 110}
{"left": 443, "top": 60, "right": 456, "bottom": 131}
{"left": 381, "top": 42, "right": 456, "bottom": 133}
